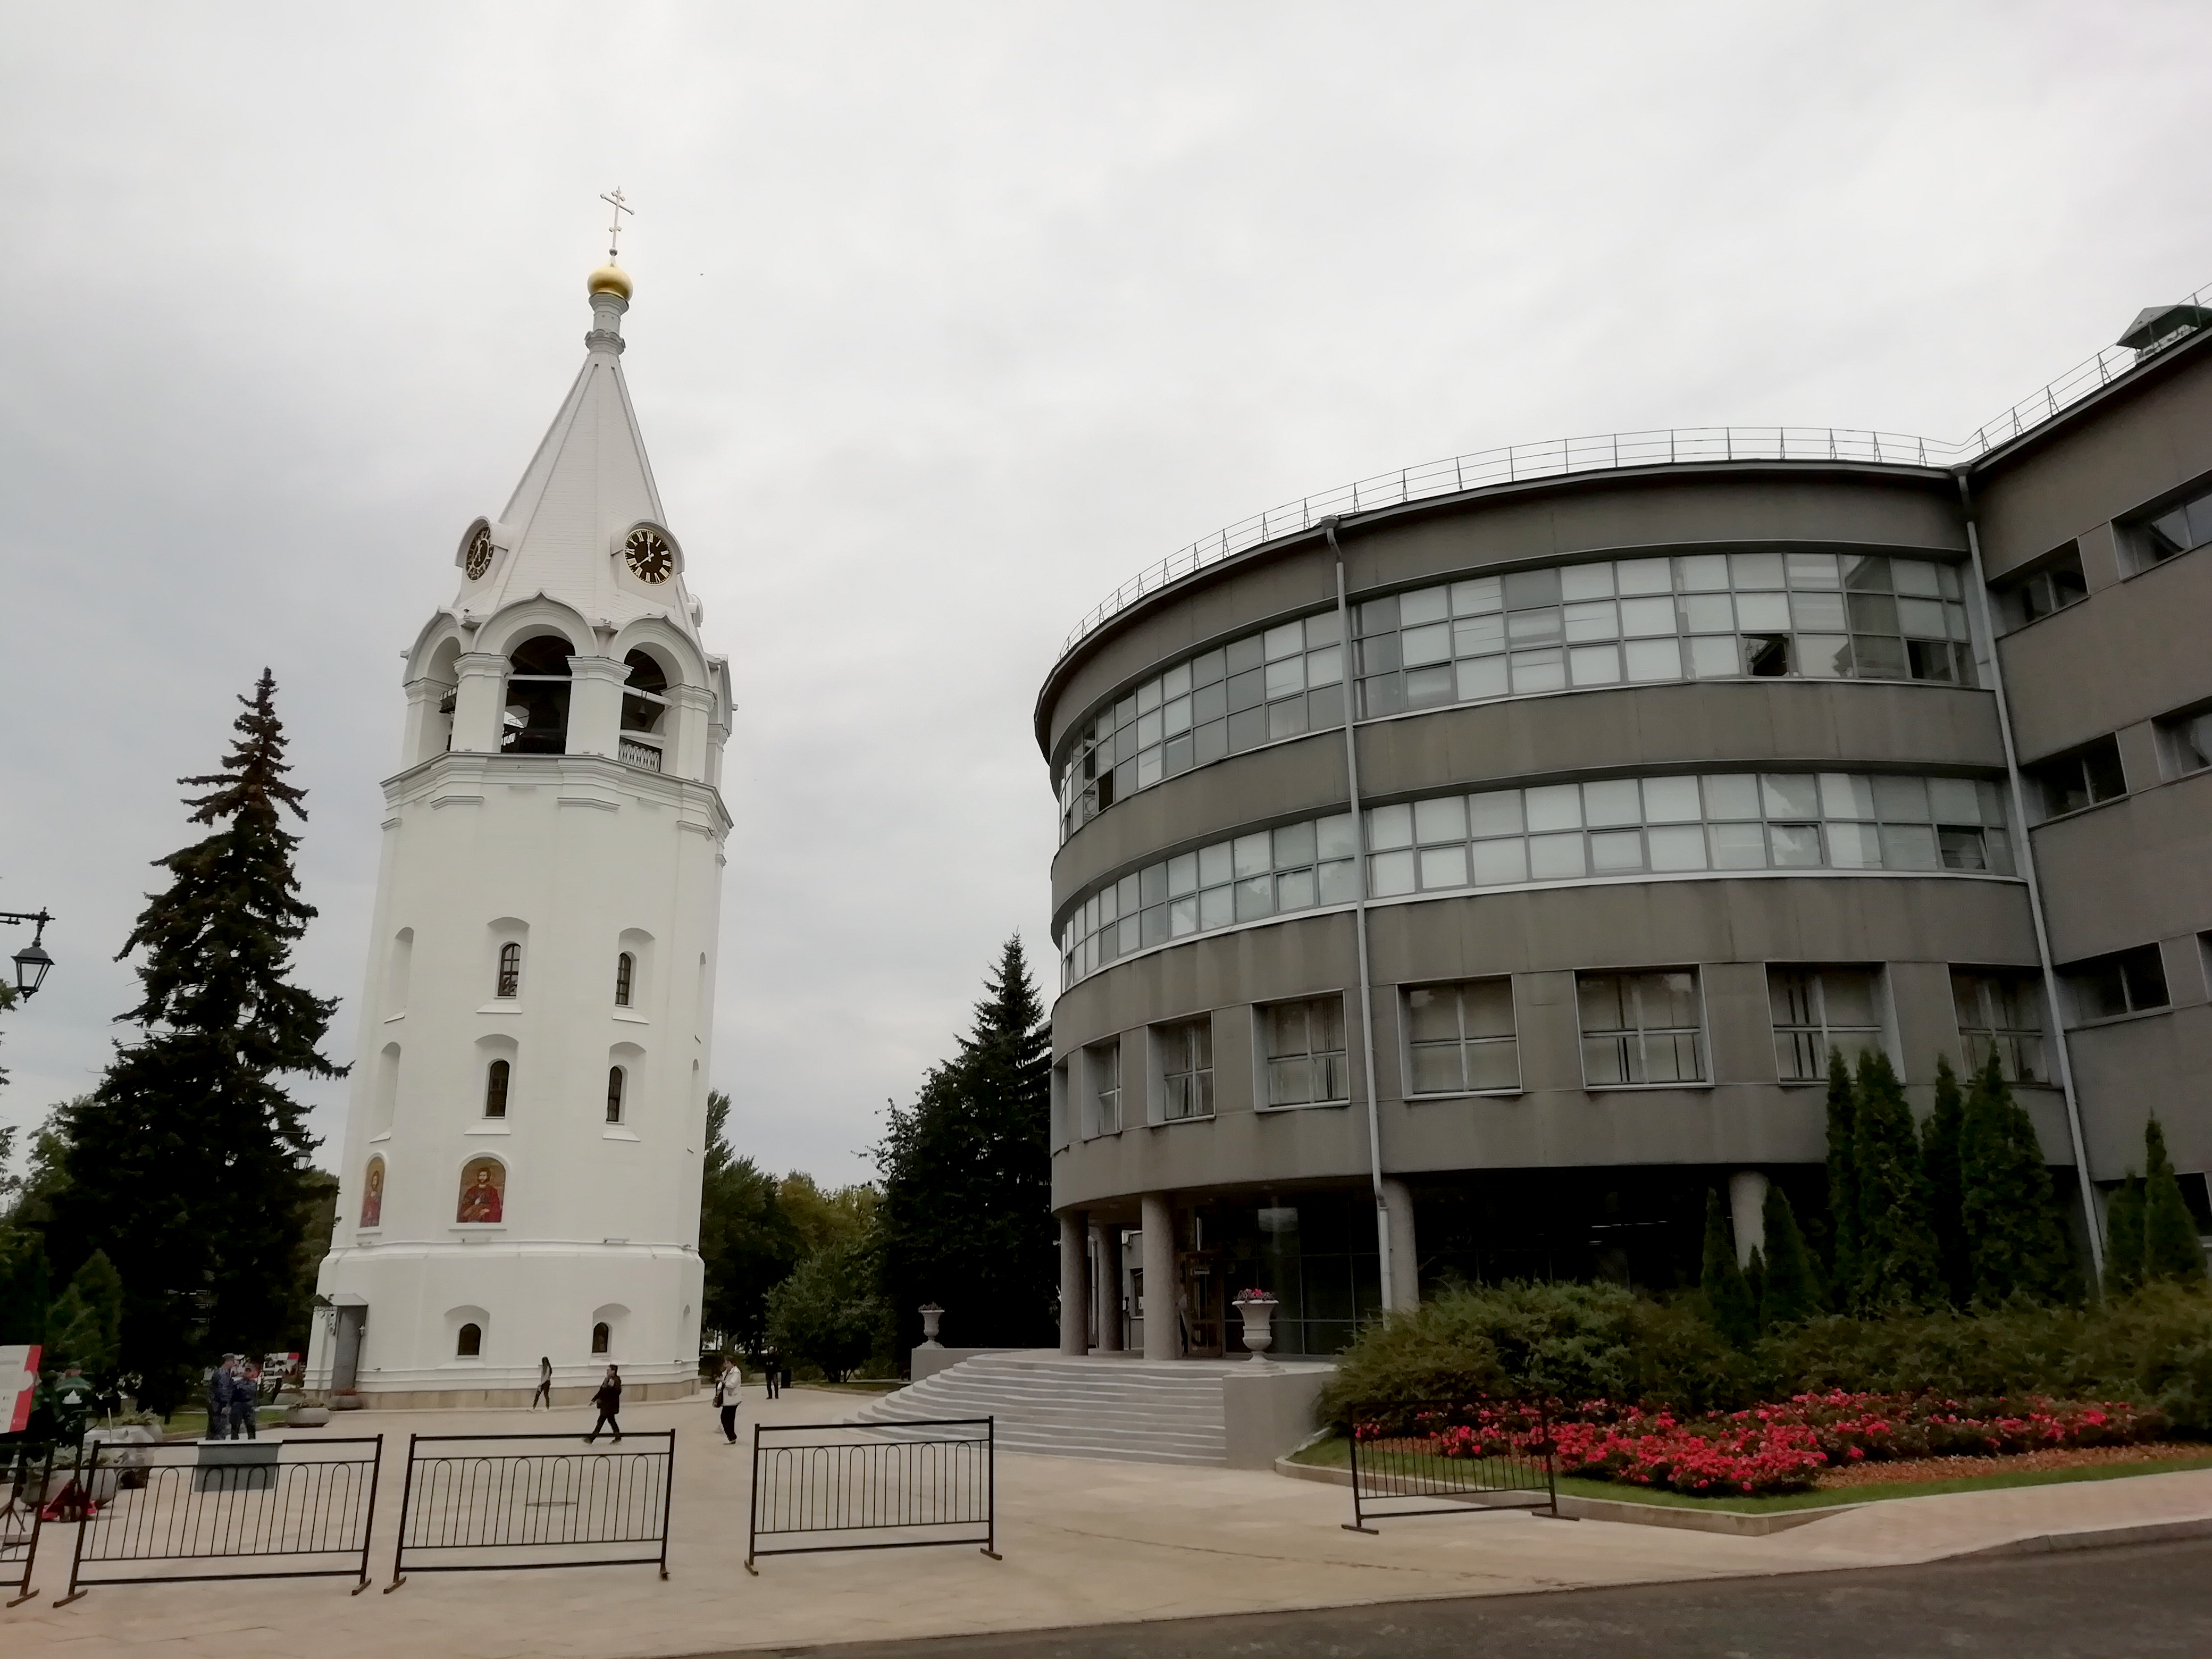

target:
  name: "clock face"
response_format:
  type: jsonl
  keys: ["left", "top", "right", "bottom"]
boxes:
{"left": 464, "top": 524, "right": 494, "bottom": 580}
{"left": 625, "top": 526, "right": 674, "bottom": 584}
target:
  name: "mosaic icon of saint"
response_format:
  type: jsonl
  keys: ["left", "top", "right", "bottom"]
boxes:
{"left": 458, "top": 1161, "right": 505, "bottom": 1224}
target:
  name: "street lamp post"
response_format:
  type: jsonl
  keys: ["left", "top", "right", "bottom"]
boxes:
{"left": 0, "top": 909, "right": 56, "bottom": 1001}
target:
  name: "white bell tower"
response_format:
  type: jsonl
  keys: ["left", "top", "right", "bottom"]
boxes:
{"left": 309, "top": 249, "right": 732, "bottom": 1406}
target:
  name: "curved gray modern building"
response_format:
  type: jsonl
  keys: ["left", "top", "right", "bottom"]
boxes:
{"left": 1041, "top": 292, "right": 2212, "bottom": 1361}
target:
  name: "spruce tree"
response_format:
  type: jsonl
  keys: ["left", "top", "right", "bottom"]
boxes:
{"left": 47, "top": 672, "right": 340, "bottom": 1410}
{"left": 877, "top": 938, "right": 1054, "bottom": 1354}
{"left": 2103, "top": 1174, "right": 2146, "bottom": 1297}
{"left": 1851, "top": 1052, "right": 1941, "bottom": 1310}
{"left": 1823, "top": 1049, "right": 1861, "bottom": 1310}
{"left": 1958, "top": 1053, "right": 2072, "bottom": 1306}
{"left": 1758, "top": 1183, "right": 1822, "bottom": 1327}
{"left": 1922, "top": 1055, "right": 1971, "bottom": 1305}
{"left": 1700, "top": 1189, "right": 1758, "bottom": 1348}
{"left": 44, "top": 1250, "right": 124, "bottom": 1380}
{"left": 2142, "top": 1119, "right": 2209, "bottom": 1286}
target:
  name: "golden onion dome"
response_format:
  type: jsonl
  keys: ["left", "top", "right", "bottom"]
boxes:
{"left": 588, "top": 262, "right": 633, "bottom": 299}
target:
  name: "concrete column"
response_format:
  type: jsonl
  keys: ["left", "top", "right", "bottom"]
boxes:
{"left": 1092, "top": 1222, "right": 1124, "bottom": 1352}
{"left": 400, "top": 676, "right": 455, "bottom": 768}
{"left": 669, "top": 684, "right": 716, "bottom": 781}
{"left": 1058, "top": 1210, "right": 1090, "bottom": 1356}
{"left": 449, "top": 652, "right": 509, "bottom": 753}
{"left": 564, "top": 656, "right": 631, "bottom": 759}
{"left": 1379, "top": 1178, "right": 1419, "bottom": 1311}
{"left": 1140, "top": 1192, "right": 1177, "bottom": 1361}
{"left": 1729, "top": 1170, "right": 1771, "bottom": 1267}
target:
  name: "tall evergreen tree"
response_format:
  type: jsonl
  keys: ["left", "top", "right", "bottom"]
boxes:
{"left": 44, "top": 1250, "right": 124, "bottom": 1380}
{"left": 1823, "top": 1049, "right": 1861, "bottom": 1310}
{"left": 1700, "top": 1189, "right": 1758, "bottom": 1348}
{"left": 1958, "top": 1052, "right": 2072, "bottom": 1306}
{"left": 1852, "top": 1052, "right": 1941, "bottom": 1310}
{"left": 2142, "top": 1118, "right": 2209, "bottom": 1286}
{"left": 1758, "top": 1183, "right": 1822, "bottom": 1328}
{"left": 47, "top": 672, "right": 340, "bottom": 1410}
{"left": 1922, "top": 1055, "right": 1971, "bottom": 1305}
{"left": 877, "top": 937, "right": 1054, "bottom": 1355}
{"left": 697, "top": 1091, "right": 802, "bottom": 1351}
{"left": 2103, "top": 1174, "right": 2146, "bottom": 1297}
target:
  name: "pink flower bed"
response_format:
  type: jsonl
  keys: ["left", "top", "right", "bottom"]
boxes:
{"left": 1354, "top": 1392, "right": 2164, "bottom": 1497}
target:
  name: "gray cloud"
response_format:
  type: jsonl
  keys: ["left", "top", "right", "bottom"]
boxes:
{"left": 3, "top": 1, "right": 2208, "bottom": 1184}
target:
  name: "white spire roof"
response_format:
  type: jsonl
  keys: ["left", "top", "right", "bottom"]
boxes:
{"left": 457, "top": 275, "right": 701, "bottom": 644}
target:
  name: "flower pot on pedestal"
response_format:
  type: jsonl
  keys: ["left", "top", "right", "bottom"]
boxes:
{"left": 1231, "top": 1293, "right": 1279, "bottom": 1363}
{"left": 918, "top": 1304, "right": 945, "bottom": 1348}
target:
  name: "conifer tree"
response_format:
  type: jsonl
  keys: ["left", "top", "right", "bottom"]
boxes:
{"left": 877, "top": 938, "right": 1054, "bottom": 1354}
{"left": 1958, "top": 1053, "right": 2072, "bottom": 1306}
{"left": 1823, "top": 1049, "right": 1861, "bottom": 1310}
{"left": 1851, "top": 1052, "right": 1941, "bottom": 1310}
{"left": 1758, "top": 1183, "right": 1822, "bottom": 1328}
{"left": 2142, "top": 1118, "right": 2209, "bottom": 1286}
{"left": 47, "top": 672, "right": 340, "bottom": 1410}
{"left": 2102, "top": 1174, "right": 2146, "bottom": 1297}
{"left": 1922, "top": 1055, "right": 1970, "bottom": 1305}
{"left": 1700, "top": 1189, "right": 1758, "bottom": 1348}
{"left": 44, "top": 1250, "right": 124, "bottom": 1380}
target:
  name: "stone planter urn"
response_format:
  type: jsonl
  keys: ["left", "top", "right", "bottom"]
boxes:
{"left": 917, "top": 1304, "right": 945, "bottom": 1348}
{"left": 1231, "top": 1292, "right": 1279, "bottom": 1363}
{"left": 285, "top": 1404, "right": 331, "bottom": 1428}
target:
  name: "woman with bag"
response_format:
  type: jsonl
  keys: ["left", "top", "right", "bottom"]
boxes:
{"left": 713, "top": 1357, "right": 742, "bottom": 1444}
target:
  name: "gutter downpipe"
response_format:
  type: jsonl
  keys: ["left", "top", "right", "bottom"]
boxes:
{"left": 1322, "top": 517, "right": 1398, "bottom": 1312}
{"left": 1951, "top": 470, "right": 2105, "bottom": 1283}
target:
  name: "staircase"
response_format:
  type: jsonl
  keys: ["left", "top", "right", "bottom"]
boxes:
{"left": 852, "top": 1351, "right": 1239, "bottom": 1466}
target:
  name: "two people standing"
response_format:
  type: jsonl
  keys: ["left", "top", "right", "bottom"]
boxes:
{"left": 203, "top": 1354, "right": 259, "bottom": 1439}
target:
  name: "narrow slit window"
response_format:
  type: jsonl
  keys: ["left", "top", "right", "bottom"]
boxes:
{"left": 496, "top": 942, "right": 521, "bottom": 999}
{"left": 484, "top": 1058, "right": 510, "bottom": 1119}
{"left": 606, "top": 1067, "right": 625, "bottom": 1125}
{"left": 614, "top": 952, "right": 635, "bottom": 1008}
{"left": 591, "top": 1321, "right": 610, "bottom": 1355}
{"left": 456, "top": 1322, "right": 482, "bottom": 1358}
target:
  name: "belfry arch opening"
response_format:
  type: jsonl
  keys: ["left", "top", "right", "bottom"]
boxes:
{"left": 504, "top": 634, "right": 574, "bottom": 755}
{"left": 619, "top": 650, "right": 670, "bottom": 771}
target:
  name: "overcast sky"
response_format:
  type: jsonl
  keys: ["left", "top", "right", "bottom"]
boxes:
{"left": 2, "top": 2, "right": 2208, "bottom": 1188}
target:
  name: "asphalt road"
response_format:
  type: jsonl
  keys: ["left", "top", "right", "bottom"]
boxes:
{"left": 722, "top": 1538, "right": 2212, "bottom": 1659}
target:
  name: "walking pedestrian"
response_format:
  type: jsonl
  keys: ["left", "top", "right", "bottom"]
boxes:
{"left": 713, "top": 1356, "right": 742, "bottom": 1444}
{"left": 761, "top": 1349, "right": 782, "bottom": 1400}
{"left": 531, "top": 1355, "right": 554, "bottom": 1410}
{"left": 583, "top": 1365, "right": 623, "bottom": 1443}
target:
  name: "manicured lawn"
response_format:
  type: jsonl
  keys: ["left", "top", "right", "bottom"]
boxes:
{"left": 1286, "top": 1432, "right": 2212, "bottom": 1514}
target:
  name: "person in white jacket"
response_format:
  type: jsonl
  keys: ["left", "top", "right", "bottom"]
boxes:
{"left": 713, "top": 1358, "right": 743, "bottom": 1444}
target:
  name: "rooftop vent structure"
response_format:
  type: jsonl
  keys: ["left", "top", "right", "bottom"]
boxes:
{"left": 2117, "top": 304, "right": 2212, "bottom": 360}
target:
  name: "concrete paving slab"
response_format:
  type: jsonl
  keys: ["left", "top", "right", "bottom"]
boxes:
{"left": 3, "top": 1386, "right": 2209, "bottom": 1659}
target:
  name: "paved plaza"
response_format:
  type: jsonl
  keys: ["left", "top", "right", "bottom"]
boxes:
{"left": 8, "top": 1386, "right": 2212, "bottom": 1658}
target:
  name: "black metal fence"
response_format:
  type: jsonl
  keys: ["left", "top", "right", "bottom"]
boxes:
{"left": 747, "top": 1418, "right": 997, "bottom": 1572}
{"left": 387, "top": 1430, "right": 674, "bottom": 1588}
{"left": 54, "top": 1435, "right": 383, "bottom": 1602}
{"left": 3, "top": 1442, "right": 57, "bottom": 1606}
{"left": 1342, "top": 1404, "right": 1561, "bottom": 1532}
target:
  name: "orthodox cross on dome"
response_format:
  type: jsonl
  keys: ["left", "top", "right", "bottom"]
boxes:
{"left": 600, "top": 187, "right": 634, "bottom": 261}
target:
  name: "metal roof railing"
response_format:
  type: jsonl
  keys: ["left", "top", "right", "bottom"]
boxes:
{"left": 1054, "top": 281, "right": 2212, "bottom": 665}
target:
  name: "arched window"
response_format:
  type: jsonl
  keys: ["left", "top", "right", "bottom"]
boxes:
{"left": 614, "top": 952, "right": 635, "bottom": 1007}
{"left": 605, "top": 1067, "right": 626, "bottom": 1125}
{"left": 618, "top": 652, "right": 670, "bottom": 772}
{"left": 496, "top": 942, "right": 521, "bottom": 999}
{"left": 502, "top": 635, "right": 573, "bottom": 756}
{"left": 484, "top": 1059, "right": 510, "bottom": 1119}
{"left": 591, "top": 1321, "right": 610, "bottom": 1355}
{"left": 457, "top": 1322, "right": 482, "bottom": 1358}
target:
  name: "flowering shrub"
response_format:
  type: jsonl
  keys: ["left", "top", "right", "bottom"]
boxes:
{"left": 1353, "top": 1392, "right": 2165, "bottom": 1498}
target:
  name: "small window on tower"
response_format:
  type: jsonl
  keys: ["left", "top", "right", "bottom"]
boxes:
{"left": 484, "top": 1059, "right": 510, "bottom": 1119}
{"left": 496, "top": 942, "right": 521, "bottom": 999}
{"left": 606, "top": 1067, "right": 625, "bottom": 1125}
{"left": 614, "top": 953, "right": 635, "bottom": 1008}
{"left": 591, "top": 1321, "right": 610, "bottom": 1355}
{"left": 456, "top": 1322, "right": 482, "bottom": 1358}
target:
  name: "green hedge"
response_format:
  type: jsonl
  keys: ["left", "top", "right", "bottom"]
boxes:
{"left": 1319, "top": 1280, "right": 2212, "bottom": 1434}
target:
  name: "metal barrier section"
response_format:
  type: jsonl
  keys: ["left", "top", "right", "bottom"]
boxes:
{"left": 387, "top": 1431, "right": 673, "bottom": 1588}
{"left": 746, "top": 1418, "right": 997, "bottom": 1572}
{"left": 55, "top": 1435, "right": 383, "bottom": 1602}
{"left": 3, "top": 1443, "right": 56, "bottom": 1606}
{"left": 1343, "top": 1404, "right": 1561, "bottom": 1532}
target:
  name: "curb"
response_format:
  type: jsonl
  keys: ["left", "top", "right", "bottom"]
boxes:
{"left": 1951, "top": 1515, "right": 2212, "bottom": 1559}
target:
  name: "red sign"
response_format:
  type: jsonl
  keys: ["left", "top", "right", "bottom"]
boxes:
{"left": 1, "top": 1345, "right": 39, "bottom": 1434}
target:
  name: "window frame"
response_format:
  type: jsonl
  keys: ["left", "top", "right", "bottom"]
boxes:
{"left": 1574, "top": 968, "right": 1711, "bottom": 1091}
{"left": 1400, "top": 976, "right": 1522, "bottom": 1099}
{"left": 1084, "top": 1037, "right": 1122, "bottom": 1137}
{"left": 1153, "top": 1015, "right": 1217, "bottom": 1122}
{"left": 2128, "top": 478, "right": 2212, "bottom": 573}
{"left": 483, "top": 1057, "right": 510, "bottom": 1119}
{"left": 496, "top": 941, "right": 522, "bottom": 999}
{"left": 2061, "top": 943, "right": 2173, "bottom": 1025}
{"left": 456, "top": 1322, "right": 482, "bottom": 1359}
{"left": 1256, "top": 994, "right": 1353, "bottom": 1110}
{"left": 605, "top": 1065, "right": 626, "bottom": 1125}
{"left": 2155, "top": 699, "right": 2212, "bottom": 782}
{"left": 1992, "top": 543, "right": 2089, "bottom": 633}
{"left": 1765, "top": 964, "right": 1890, "bottom": 1084}
{"left": 2024, "top": 736, "right": 2127, "bottom": 822}
{"left": 614, "top": 951, "right": 635, "bottom": 1008}
{"left": 1950, "top": 967, "right": 2051, "bottom": 1085}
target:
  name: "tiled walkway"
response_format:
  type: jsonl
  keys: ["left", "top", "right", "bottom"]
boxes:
{"left": 8, "top": 1388, "right": 2211, "bottom": 1658}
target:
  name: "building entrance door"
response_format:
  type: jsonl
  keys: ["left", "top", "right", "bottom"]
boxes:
{"left": 1177, "top": 1250, "right": 1223, "bottom": 1357}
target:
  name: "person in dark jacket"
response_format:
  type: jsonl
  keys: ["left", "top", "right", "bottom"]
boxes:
{"left": 761, "top": 1350, "right": 782, "bottom": 1400}
{"left": 583, "top": 1365, "right": 623, "bottom": 1443}
{"left": 205, "top": 1357, "right": 237, "bottom": 1440}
